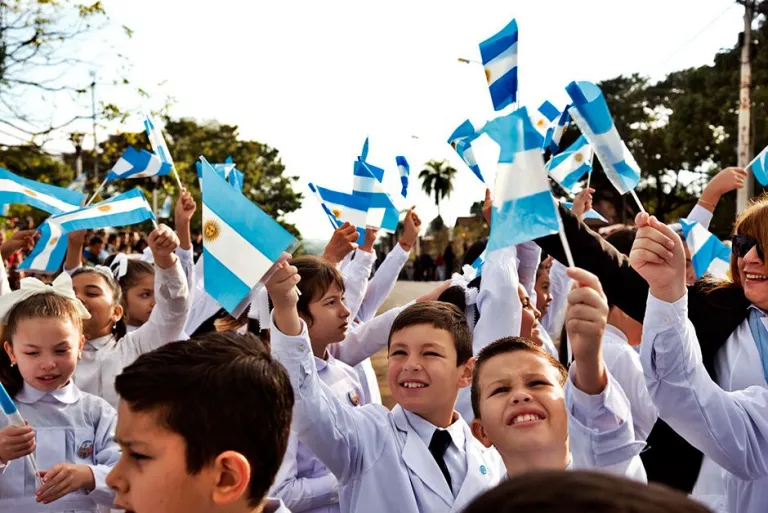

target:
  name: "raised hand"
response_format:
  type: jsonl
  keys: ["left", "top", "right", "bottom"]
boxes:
{"left": 174, "top": 189, "right": 197, "bottom": 225}
{"left": 399, "top": 207, "right": 421, "bottom": 251}
{"left": 265, "top": 261, "right": 302, "bottom": 336}
{"left": 482, "top": 189, "right": 492, "bottom": 224}
{"left": 571, "top": 188, "right": 595, "bottom": 221}
{"left": 322, "top": 222, "right": 359, "bottom": 265}
{"left": 361, "top": 227, "right": 379, "bottom": 253}
{"left": 0, "top": 230, "right": 36, "bottom": 260}
{"left": 148, "top": 224, "right": 180, "bottom": 269}
{"left": 629, "top": 212, "right": 686, "bottom": 303}
{"left": 699, "top": 167, "right": 748, "bottom": 211}
{"left": 565, "top": 267, "right": 609, "bottom": 395}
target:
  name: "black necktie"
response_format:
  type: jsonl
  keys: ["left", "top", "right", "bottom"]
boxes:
{"left": 429, "top": 429, "right": 452, "bottom": 490}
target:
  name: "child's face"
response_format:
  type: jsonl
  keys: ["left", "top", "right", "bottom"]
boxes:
{"left": 108, "top": 402, "right": 217, "bottom": 513}
{"left": 4, "top": 317, "right": 84, "bottom": 392}
{"left": 387, "top": 324, "right": 472, "bottom": 423}
{"left": 305, "top": 283, "right": 350, "bottom": 345}
{"left": 123, "top": 274, "right": 155, "bottom": 327}
{"left": 518, "top": 285, "right": 544, "bottom": 346}
{"left": 73, "top": 273, "right": 122, "bottom": 339}
{"left": 534, "top": 270, "right": 552, "bottom": 318}
{"left": 471, "top": 351, "right": 567, "bottom": 458}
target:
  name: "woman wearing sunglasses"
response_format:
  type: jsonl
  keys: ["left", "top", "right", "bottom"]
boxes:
{"left": 534, "top": 193, "right": 765, "bottom": 499}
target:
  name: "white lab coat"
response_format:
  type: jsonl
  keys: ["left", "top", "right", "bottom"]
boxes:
{"left": 641, "top": 292, "right": 768, "bottom": 513}
{"left": 0, "top": 382, "right": 119, "bottom": 513}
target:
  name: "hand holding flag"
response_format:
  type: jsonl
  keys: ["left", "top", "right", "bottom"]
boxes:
{"left": 0, "top": 382, "right": 43, "bottom": 488}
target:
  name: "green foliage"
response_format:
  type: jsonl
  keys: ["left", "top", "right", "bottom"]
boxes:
{"left": 419, "top": 159, "right": 457, "bottom": 215}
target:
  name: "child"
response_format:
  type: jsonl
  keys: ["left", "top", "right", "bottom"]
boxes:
{"left": 63, "top": 224, "right": 190, "bottom": 408}
{"left": 463, "top": 471, "right": 710, "bottom": 513}
{"left": 468, "top": 267, "right": 646, "bottom": 480}
{"left": 0, "top": 273, "right": 119, "bottom": 512}
{"left": 267, "top": 262, "right": 503, "bottom": 513}
{"left": 106, "top": 255, "right": 156, "bottom": 332}
{"left": 106, "top": 331, "right": 294, "bottom": 513}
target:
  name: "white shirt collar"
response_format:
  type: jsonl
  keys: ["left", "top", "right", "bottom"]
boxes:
{"left": 16, "top": 380, "right": 81, "bottom": 405}
{"left": 604, "top": 324, "right": 629, "bottom": 344}
{"left": 403, "top": 409, "right": 466, "bottom": 451}
{"left": 86, "top": 334, "right": 114, "bottom": 351}
{"left": 315, "top": 350, "right": 339, "bottom": 372}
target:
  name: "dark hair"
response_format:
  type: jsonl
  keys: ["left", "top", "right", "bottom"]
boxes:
{"left": 462, "top": 238, "right": 487, "bottom": 268}
{"left": 462, "top": 470, "right": 712, "bottom": 513}
{"left": 107, "top": 233, "right": 118, "bottom": 244}
{"left": 292, "top": 256, "right": 345, "bottom": 326}
{"left": 71, "top": 266, "right": 127, "bottom": 340}
{"left": 388, "top": 302, "right": 472, "bottom": 365}
{"left": 605, "top": 227, "right": 638, "bottom": 257}
{"left": 0, "top": 293, "right": 83, "bottom": 396}
{"left": 471, "top": 337, "right": 568, "bottom": 419}
{"left": 104, "top": 255, "right": 155, "bottom": 313}
{"left": 88, "top": 235, "right": 103, "bottom": 247}
{"left": 115, "top": 331, "right": 293, "bottom": 508}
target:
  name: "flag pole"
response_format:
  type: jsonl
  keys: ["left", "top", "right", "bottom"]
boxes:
{"left": 552, "top": 196, "right": 575, "bottom": 268}
{"left": 170, "top": 164, "right": 183, "bottom": 190}
{"left": 630, "top": 190, "right": 646, "bottom": 213}
{"left": 85, "top": 178, "right": 107, "bottom": 207}
{"left": 585, "top": 152, "right": 595, "bottom": 189}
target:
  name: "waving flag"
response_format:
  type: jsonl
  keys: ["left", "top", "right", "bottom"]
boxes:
{"left": 201, "top": 158, "right": 298, "bottom": 313}
{"left": 196, "top": 156, "right": 244, "bottom": 192}
{"left": 396, "top": 156, "right": 410, "bottom": 197}
{"left": 679, "top": 218, "right": 731, "bottom": 280}
{"left": 107, "top": 146, "right": 172, "bottom": 182}
{"left": 0, "top": 168, "right": 85, "bottom": 215}
{"left": 566, "top": 81, "right": 640, "bottom": 195}
{"left": 530, "top": 101, "right": 560, "bottom": 139}
{"left": 544, "top": 106, "right": 571, "bottom": 154}
{"left": 309, "top": 183, "right": 367, "bottom": 245}
{"left": 747, "top": 144, "right": 768, "bottom": 186}
{"left": 480, "top": 109, "right": 544, "bottom": 163}
{"left": 158, "top": 195, "right": 173, "bottom": 218}
{"left": 19, "top": 189, "right": 155, "bottom": 272}
{"left": 360, "top": 137, "right": 369, "bottom": 162}
{"left": 352, "top": 161, "right": 399, "bottom": 233}
{"left": 480, "top": 18, "right": 518, "bottom": 111}
{"left": 144, "top": 116, "right": 175, "bottom": 165}
{"left": 448, "top": 120, "right": 484, "bottom": 182}
{"left": 546, "top": 135, "right": 593, "bottom": 192}
{"left": 486, "top": 107, "right": 560, "bottom": 254}
{"left": 560, "top": 200, "right": 608, "bottom": 223}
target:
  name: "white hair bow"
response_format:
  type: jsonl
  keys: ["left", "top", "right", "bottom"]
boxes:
{"left": 110, "top": 253, "right": 130, "bottom": 280}
{"left": 449, "top": 272, "right": 479, "bottom": 332}
{"left": 0, "top": 272, "right": 91, "bottom": 325}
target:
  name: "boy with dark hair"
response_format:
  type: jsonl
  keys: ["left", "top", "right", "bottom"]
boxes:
{"left": 266, "top": 262, "right": 503, "bottom": 513}
{"left": 106, "top": 331, "right": 294, "bottom": 513}
{"left": 469, "top": 267, "right": 646, "bottom": 480}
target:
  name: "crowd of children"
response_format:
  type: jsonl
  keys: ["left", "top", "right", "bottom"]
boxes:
{"left": 0, "top": 164, "right": 763, "bottom": 513}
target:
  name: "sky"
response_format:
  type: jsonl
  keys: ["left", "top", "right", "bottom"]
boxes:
{"left": 13, "top": 0, "right": 749, "bottom": 241}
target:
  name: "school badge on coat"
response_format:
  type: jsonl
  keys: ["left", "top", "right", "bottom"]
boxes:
{"left": 77, "top": 440, "right": 94, "bottom": 459}
{"left": 347, "top": 390, "right": 360, "bottom": 406}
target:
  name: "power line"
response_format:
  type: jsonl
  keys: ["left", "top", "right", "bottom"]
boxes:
{"left": 658, "top": 2, "right": 738, "bottom": 69}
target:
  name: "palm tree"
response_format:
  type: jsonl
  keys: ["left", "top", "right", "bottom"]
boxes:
{"left": 419, "top": 159, "right": 457, "bottom": 216}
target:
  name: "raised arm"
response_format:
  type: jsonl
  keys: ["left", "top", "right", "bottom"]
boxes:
{"left": 342, "top": 229, "right": 377, "bottom": 321}
{"left": 63, "top": 229, "right": 87, "bottom": 274}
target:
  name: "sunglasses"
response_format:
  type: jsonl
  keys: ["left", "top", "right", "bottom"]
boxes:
{"left": 731, "top": 235, "right": 765, "bottom": 261}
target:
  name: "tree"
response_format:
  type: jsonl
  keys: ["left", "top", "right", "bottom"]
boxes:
{"left": 419, "top": 159, "right": 456, "bottom": 216}
{"left": 62, "top": 117, "right": 304, "bottom": 238}
{"left": 0, "top": 1, "right": 137, "bottom": 143}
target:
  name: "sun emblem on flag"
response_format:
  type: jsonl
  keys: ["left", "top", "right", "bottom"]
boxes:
{"left": 331, "top": 209, "right": 342, "bottom": 219}
{"left": 574, "top": 153, "right": 584, "bottom": 163}
{"left": 22, "top": 188, "right": 37, "bottom": 197}
{"left": 536, "top": 119, "right": 546, "bottom": 128}
{"left": 203, "top": 219, "right": 220, "bottom": 242}
{"left": 484, "top": 68, "right": 492, "bottom": 84}
{"left": 98, "top": 205, "right": 111, "bottom": 212}
{"left": 48, "top": 237, "right": 58, "bottom": 246}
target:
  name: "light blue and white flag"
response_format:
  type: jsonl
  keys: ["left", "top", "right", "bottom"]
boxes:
{"left": 679, "top": 218, "right": 731, "bottom": 280}
{"left": 480, "top": 109, "right": 544, "bottom": 164}
{"left": 196, "top": 156, "right": 244, "bottom": 192}
{"left": 67, "top": 173, "right": 87, "bottom": 193}
{"left": 560, "top": 200, "right": 608, "bottom": 223}
{"left": 566, "top": 81, "right": 640, "bottom": 195}
{"left": 546, "top": 135, "right": 593, "bottom": 192}
{"left": 530, "top": 101, "right": 560, "bottom": 140}
{"left": 158, "top": 195, "right": 172, "bottom": 218}
{"left": 485, "top": 107, "right": 560, "bottom": 254}
{"left": 360, "top": 137, "right": 369, "bottom": 162}
{"left": 144, "top": 115, "right": 175, "bottom": 166}
{"left": 201, "top": 158, "right": 298, "bottom": 314}
{"left": 17, "top": 222, "right": 68, "bottom": 273}
{"left": 107, "top": 146, "right": 172, "bottom": 183}
{"left": 544, "top": 105, "right": 571, "bottom": 154}
{"left": 480, "top": 18, "right": 518, "bottom": 111}
{"left": 746, "top": 144, "right": 768, "bottom": 186}
{"left": 448, "top": 120, "right": 484, "bottom": 183}
{"left": 308, "top": 183, "right": 367, "bottom": 245}
{"left": 0, "top": 168, "right": 85, "bottom": 215}
{"left": 352, "top": 161, "right": 399, "bottom": 233}
{"left": 396, "top": 156, "right": 410, "bottom": 197}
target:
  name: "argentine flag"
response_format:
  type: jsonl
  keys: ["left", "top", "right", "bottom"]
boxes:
{"left": 196, "top": 157, "right": 244, "bottom": 192}
{"left": 0, "top": 168, "right": 85, "bottom": 215}
{"left": 107, "top": 146, "right": 172, "bottom": 182}
{"left": 353, "top": 160, "right": 399, "bottom": 233}
{"left": 448, "top": 120, "right": 484, "bottom": 183}
{"left": 144, "top": 115, "right": 175, "bottom": 166}
{"left": 544, "top": 106, "right": 571, "bottom": 154}
{"left": 486, "top": 107, "right": 560, "bottom": 254}
{"left": 480, "top": 18, "right": 518, "bottom": 111}
{"left": 747, "top": 144, "right": 768, "bottom": 186}
{"left": 480, "top": 108, "right": 544, "bottom": 164}
{"left": 679, "top": 218, "right": 731, "bottom": 280}
{"left": 530, "top": 101, "right": 560, "bottom": 140}
{"left": 566, "top": 81, "right": 640, "bottom": 195}
{"left": 560, "top": 200, "right": 608, "bottom": 223}
{"left": 17, "top": 222, "right": 68, "bottom": 273}
{"left": 308, "top": 183, "right": 367, "bottom": 245}
{"left": 396, "top": 156, "right": 410, "bottom": 197}
{"left": 201, "top": 159, "right": 298, "bottom": 314}
{"left": 158, "top": 195, "right": 172, "bottom": 218}
{"left": 546, "top": 135, "right": 593, "bottom": 192}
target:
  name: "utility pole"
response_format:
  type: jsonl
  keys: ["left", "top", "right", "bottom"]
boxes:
{"left": 737, "top": 0, "right": 755, "bottom": 213}
{"left": 89, "top": 70, "right": 99, "bottom": 190}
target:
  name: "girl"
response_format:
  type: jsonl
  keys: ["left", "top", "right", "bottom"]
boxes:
{"left": 63, "top": 224, "right": 190, "bottom": 408}
{"left": 105, "top": 255, "right": 155, "bottom": 332}
{"left": 0, "top": 273, "right": 119, "bottom": 512}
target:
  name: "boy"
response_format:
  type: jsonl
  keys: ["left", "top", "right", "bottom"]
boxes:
{"left": 105, "top": 331, "right": 294, "bottom": 513}
{"left": 469, "top": 267, "right": 646, "bottom": 480}
{"left": 267, "top": 262, "right": 503, "bottom": 513}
